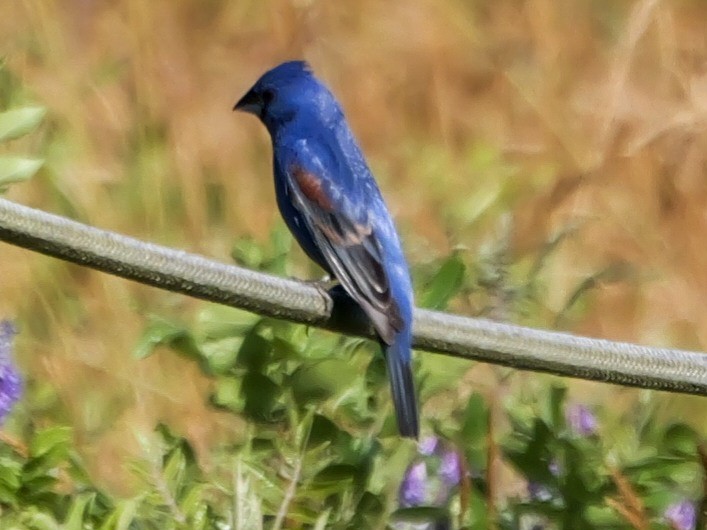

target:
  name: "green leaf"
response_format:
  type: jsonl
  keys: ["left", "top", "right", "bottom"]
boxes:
{"left": 0, "top": 156, "right": 43, "bottom": 186}
{"left": 196, "top": 305, "right": 262, "bottom": 339}
{"left": 391, "top": 506, "right": 450, "bottom": 523}
{"left": 364, "top": 355, "right": 387, "bottom": 390}
{"left": 662, "top": 423, "right": 698, "bottom": 456}
{"left": 23, "top": 427, "right": 72, "bottom": 483}
{"left": 421, "top": 252, "right": 466, "bottom": 309}
{"left": 284, "top": 503, "right": 322, "bottom": 525}
{"left": 307, "top": 414, "right": 343, "bottom": 449}
{"left": 461, "top": 393, "right": 488, "bottom": 442}
{"left": 180, "top": 483, "right": 209, "bottom": 520}
{"left": 235, "top": 329, "right": 272, "bottom": 372}
{"left": 461, "top": 392, "right": 489, "bottom": 469}
{"left": 241, "top": 372, "right": 282, "bottom": 421}
{"left": 290, "top": 358, "right": 353, "bottom": 405}
{"left": 547, "top": 385, "right": 567, "bottom": 430}
{"left": 98, "top": 498, "right": 138, "bottom": 530}
{"left": 312, "top": 508, "right": 332, "bottom": 530}
{"left": 211, "top": 376, "right": 242, "bottom": 413}
{"left": 465, "top": 487, "right": 490, "bottom": 529}
{"left": 310, "top": 464, "right": 357, "bottom": 492}
{"left": 200, "top": 337, "right": 241, "bottom": 374}
{"left": 163, "top": 446, "right": 187, "bottom": 497}
{"left": 349, "top": 491, "right": 384, "bottom": 528}
{"left": 134, "top": 319, "right": 202, "bottom": 362}
{"left": 417, "top": 353, "right": 469, "bottom": 397}
{"left": 29, "top": 426, "right": 72, "bottom": 460}
{"left": 231, "top": 236, "right": 264, "bottom": 268}
{"left": 24, "top": 511, "right": 60, "bottom": 530}
{"left": 63, "top": 492, "right": 96, "bottom": 530}
{"left": 20, "top": 472, "right": 58, "bottom": 492}
{"left": 0, "top": 106, "right": 45, "bottom": 142}
{"left": 0, "top": 485, "right": 16, "bottom": 506}
{"left": 503, "top": 418, "right": 555, "bottom": 479}
{"left": 0, "top": 456, "right": 22, "bottom": 493}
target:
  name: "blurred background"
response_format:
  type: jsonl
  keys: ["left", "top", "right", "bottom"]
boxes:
{"left": 2, "top": 0, "right": 707, "bottom": 497}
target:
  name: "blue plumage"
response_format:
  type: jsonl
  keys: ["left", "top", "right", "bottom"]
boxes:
{"left": 234, "top": 61, "right": 419, "bottom": 438}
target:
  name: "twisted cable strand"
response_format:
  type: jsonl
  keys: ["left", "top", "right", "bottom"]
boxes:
{"left": 1, "top": 197, "right": 705, "bottom": 394}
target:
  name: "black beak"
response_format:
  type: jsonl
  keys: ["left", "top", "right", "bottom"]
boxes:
{"left": 233, "top": 89, "right": 263, "bottom": 115}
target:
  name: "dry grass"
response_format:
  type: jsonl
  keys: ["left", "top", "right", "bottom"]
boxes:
{"left": 2, "top": 0, "right": 707, "bottom": 492}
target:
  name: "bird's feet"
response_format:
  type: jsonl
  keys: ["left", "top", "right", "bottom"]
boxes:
{"left": 299, "top": 274, "right": 332, "bottom": 286}
{"left": 295, "top": 275, "right": 341, "bottom": 300}
{"left": 296, "top": 274, "right": 335, "bottom": 290}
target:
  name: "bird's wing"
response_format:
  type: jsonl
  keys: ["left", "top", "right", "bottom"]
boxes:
{"left": 279, "top": 139, "right": 403, "bottom": 345}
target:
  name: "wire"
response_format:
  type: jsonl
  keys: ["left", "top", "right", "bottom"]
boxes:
{"left": 0, "top": 197, "right": 705, "bottom": 395}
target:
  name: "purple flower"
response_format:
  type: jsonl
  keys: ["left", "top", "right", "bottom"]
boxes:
{"left": 565, "top": 404, "right": 597, "bottom": 436}
{"left": 0, "top": 320, "right": 22, "bottom": 424}
{"left": 399, "top": 437, "right": 464, "bottom": 512}
{"left": 0, "top": 320, "right": 15, "bottom": 358}
{"left": 527, "top": 459, "right": 560, "bottom": 502}
{"left": 439, "top": 450, "right": 461, "bottom": 486}
{"left": 527, "top": 481, "right": 553, "bottom": 502}
{"left": 664, "top": 501, "right": 696, "bottom": 530}
{"left": 399, "top": 461, "right": 428, "bottom": 507}
{"left": 418, "top": 436, "right": 439, "bottom": 456}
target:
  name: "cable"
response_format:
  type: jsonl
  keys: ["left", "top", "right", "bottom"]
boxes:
{"left": 0, "top": 197, "right": 705, "bottom": 395}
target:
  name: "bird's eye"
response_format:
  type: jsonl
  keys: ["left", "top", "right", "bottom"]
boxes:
{"left": 262, "top": 89, "right": 276, "bottom": 106}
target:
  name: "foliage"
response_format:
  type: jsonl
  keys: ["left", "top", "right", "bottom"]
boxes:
{"left": 0, "top": 63, "right": 45, "bottom": 191}
{"left": 1, "top": 226, "right": 702, "bottom": 528}
{"left": 1, "top": 368, "right": 702, "bottom": 528}
{"left": 0, "top": 424, "right": 220, "bottom": 529}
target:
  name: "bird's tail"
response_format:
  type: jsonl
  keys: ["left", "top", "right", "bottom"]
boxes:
{"left": 384, "top": 333, "right": 419, "bottom": 438}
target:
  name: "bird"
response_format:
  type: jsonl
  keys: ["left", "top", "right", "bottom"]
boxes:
{"left": 234, "top": 60, "right": 418, "bottom": 438}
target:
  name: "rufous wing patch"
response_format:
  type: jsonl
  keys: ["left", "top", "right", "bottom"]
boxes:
{"left": 291, "top": 165, "right": 334, "bottom": 211}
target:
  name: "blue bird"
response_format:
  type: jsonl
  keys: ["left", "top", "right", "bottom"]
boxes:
{"left": 234, "top": 61, "right": 419, "bottom": 438}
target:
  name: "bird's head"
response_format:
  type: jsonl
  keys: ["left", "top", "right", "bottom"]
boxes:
{"left": 234, "top": 61, "right": 338, "bottom": 131}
